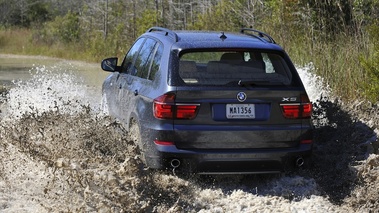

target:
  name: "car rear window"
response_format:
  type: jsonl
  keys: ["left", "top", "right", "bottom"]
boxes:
{"left": 178, "top": 51, "right": 294, "bottom": 86}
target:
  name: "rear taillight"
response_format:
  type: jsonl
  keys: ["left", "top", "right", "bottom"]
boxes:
{"left": 300, "top": 139, "right": 313, "bottom": 144}
{"left": 153, "top": 93, "right": 199, "bottom": 119}
{"left": 154, "top": 140, "right": 175, "bottom": 146}
{"left": 280, "top": 94, "right": 312, "bottom": 119}
{"left": 153, "top": 93, "right": 175, "bottom": 119}
{"left": 176, "top": 105, "right": 198, "bottom": 119}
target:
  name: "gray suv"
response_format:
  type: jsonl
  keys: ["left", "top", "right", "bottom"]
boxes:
{"left": 101, "top": 27, "right": 313, "bottom": 174}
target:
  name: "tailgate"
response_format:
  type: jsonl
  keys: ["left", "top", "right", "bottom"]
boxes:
{"left": 172, "top": 89, "right": 309, "bottom": 149}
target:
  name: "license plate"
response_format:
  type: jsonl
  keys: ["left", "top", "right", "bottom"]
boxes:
{"left": 226, "top": 104, "right": 255, "bottom": 119}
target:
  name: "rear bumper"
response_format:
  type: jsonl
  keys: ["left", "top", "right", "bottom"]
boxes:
{"left": 140, "top": 119, "right": 313, "bottom": 174}
{"left": 146, "top": 143, "right": 312, "bottom": 174}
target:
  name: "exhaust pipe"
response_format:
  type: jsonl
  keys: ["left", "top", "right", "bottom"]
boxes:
{"left": 170, "top": 159, "right": 181, "bottom": 169}
{"left": 295, "top": 157, "right": 304, "bottom": 167}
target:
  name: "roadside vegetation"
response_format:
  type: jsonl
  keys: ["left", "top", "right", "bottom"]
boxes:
{"left": 0, "top": 0, "right": 378, "bottom": 103}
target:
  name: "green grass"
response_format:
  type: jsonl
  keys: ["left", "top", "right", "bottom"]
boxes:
{"left": 0, "top": 28, "right": 31, "bottom": 54}
{"left": 277, "top": 33, "right": 370, "bottom": 102}
{"left": 0, "top": 28, "right": 100, "bottom": 62}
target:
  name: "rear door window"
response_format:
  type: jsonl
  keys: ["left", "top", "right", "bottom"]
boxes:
{"left": 121, "top": 38, "right": 145, "bottom": 74}
{"left": 148, "top": 44, "right": 163, "bottom": 81}
{"left": 124, "top": 38, "right": 162, "bottom": 81}
{"left": 135, "top": 38, "right": 157, "bottom": 79}
{"left": 126, "top": 38, "right": 163, "bottom": 80}
{"left": 178, "top": 50, "right": 294, "bottom": 86}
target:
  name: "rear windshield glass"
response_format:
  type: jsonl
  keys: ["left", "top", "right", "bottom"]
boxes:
{"left": 178, "top": 51, "right": 294, "bottom": 86}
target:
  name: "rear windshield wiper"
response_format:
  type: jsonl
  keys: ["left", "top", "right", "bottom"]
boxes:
{"left": 237, "top": 80, "right": 270, "bottom": 86}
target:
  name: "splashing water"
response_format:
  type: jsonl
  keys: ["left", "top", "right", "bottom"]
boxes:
{"left": 3, "top": 65, "right": 103, "bottom": 121}
{"left": 0, "top": 63, "right": 375, "bottom": 212}
{"left": 296, "top": 63, "right": 331, "bottom": 102}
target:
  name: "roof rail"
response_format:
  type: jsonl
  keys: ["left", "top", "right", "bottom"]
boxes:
{"left": 146, "top": 27, "right": 179, "bottom": 42}
{"left": 240, "top": 28, "right": 276, "bottom": 44}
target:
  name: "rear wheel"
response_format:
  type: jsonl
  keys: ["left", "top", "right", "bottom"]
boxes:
{"left": 128, "top": 119, "right": 146, "bottom": 165}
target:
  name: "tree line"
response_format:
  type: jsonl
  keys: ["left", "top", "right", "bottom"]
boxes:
{"left": 1, "top": 0, "right": 379, "bottom": 101}
{"left": 1, "top": 0, "right": 377, "bottom": 45}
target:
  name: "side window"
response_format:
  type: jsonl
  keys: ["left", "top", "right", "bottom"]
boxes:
{"left": 121, "top": 38, "right": 145, "bottom": 74}
{"left": 135, "top": 38, "right": 157, "bottom": 78}
{"left": 148, "top": 44, "right": 163, "bottom": 81}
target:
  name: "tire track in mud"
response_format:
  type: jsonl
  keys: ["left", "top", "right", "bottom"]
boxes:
{"left": 0, "top": 65, "right": 378, "bottom": 212}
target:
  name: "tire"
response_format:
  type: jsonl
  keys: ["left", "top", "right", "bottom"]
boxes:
{"left": 128, "top": 119, "right": 146, "bottom": 165}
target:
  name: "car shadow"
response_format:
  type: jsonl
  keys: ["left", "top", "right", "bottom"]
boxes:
{"left": 298, "top": 97, "right": 376, "bottom": 204}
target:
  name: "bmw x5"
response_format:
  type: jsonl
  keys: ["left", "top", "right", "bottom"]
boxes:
{"left": 100, "top": 27, "right": 313, "bottom": 174}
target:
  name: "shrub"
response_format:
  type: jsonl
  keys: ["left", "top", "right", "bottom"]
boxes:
{"left": 360, "top": 23, "right": 379, "bottom": 102}
{"left": 33, "top": 12, "right": 80, "bottom": 45}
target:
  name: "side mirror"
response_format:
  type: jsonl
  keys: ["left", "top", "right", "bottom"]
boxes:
{"left": 101, "top": 57, "right": 119, "bottom": 72}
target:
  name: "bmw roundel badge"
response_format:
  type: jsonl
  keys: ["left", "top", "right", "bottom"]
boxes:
{"left": 237, "top": 92, "right": 247, "bottom": 102}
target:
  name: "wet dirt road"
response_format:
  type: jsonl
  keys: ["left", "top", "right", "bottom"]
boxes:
{"left": 0, "top": 55, "right": 378, "bottom": 212}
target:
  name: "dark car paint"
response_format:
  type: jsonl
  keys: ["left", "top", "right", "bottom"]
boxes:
{"left": 101, "top": 28, "right": 313, "bottom": 174}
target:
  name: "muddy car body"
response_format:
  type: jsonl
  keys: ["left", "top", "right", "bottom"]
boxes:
{"left": 101, "top": 27, "right": 313, "bottom": 174}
